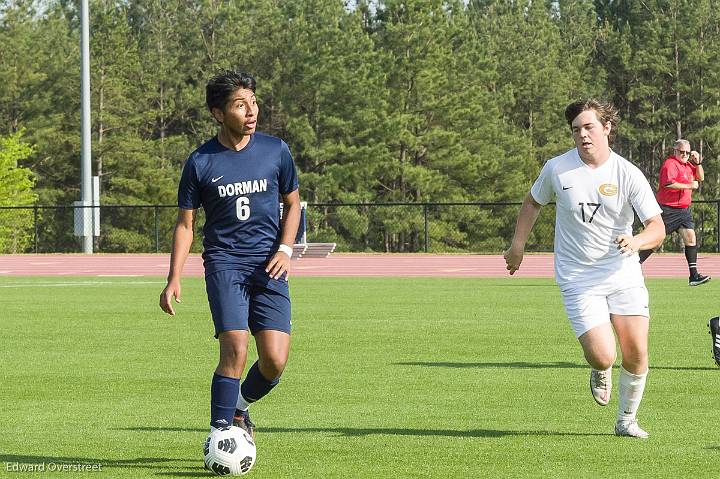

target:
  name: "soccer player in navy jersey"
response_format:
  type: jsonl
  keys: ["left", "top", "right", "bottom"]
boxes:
{"left": 159, "top": 70, "right": 301, "bottom": 440}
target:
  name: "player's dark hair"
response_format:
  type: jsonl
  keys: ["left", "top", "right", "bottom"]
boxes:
{"left": 205, "top": 70, "right": 256, "bottom": 113}
{"left": 564, "top": 98, "right": 619, "bottom": 145}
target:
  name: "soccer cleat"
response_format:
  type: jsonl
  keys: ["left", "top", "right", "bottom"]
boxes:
{"left": 233, "top": 409, "right": 255, "bottom": 440}
{"left": 614, "top": 420, "right": 649, "bottom": 439}
{"left": 709, "top": 317, "right": 720, "bottom": 368}
{"left": 590, "top": 368, "right": 612, "bottom": 406}
{"left": 689, "top": 274, "right": 711, "bottom": 286}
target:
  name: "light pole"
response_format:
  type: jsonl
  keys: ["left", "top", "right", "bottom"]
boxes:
{"left": 80, "top": 0, "right": 93, "bottom": 253}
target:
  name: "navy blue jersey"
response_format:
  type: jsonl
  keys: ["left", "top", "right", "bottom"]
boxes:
{"left": 178, "top": 133, "right": 299, "bottom": 274}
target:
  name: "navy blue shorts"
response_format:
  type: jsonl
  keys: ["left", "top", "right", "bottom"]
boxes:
{"left": 205, "top": 266, "right": 291, "bottom": 337}
{"left": 660, "top": 205, "right": 694, "bottom": 234}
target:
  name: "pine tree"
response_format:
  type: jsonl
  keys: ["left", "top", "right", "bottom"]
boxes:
{"left": 11, "top": 1, "right": 85, "bottom": 253}
{"left": 266, "top": 1, "right": 391, "bottom": 248}
{"left": 0, "top": 0, "right": 45, "bottom": 133}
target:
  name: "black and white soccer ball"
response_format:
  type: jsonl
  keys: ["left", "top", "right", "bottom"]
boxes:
{"left": 203, "top": 426, "right": 256, "bottom": 476}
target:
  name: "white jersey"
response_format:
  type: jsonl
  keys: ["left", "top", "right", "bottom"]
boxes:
{"left": 531, "top": 148, "right": 661, "bottom": 291}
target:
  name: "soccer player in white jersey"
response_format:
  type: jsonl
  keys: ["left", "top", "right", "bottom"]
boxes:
{"left": 504, "top": 99, "right": 666, "bottom": 438}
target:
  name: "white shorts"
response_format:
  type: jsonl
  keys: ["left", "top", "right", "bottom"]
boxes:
{"left": 561, "top": 285, "right": 650, "bottom": 338}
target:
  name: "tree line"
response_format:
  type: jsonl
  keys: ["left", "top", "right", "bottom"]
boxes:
{"left": 1, "top": 0, "right": 719, "bottom": 253}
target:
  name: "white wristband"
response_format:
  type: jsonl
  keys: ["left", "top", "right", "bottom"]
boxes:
{"left": 277, "top": 244, "right": 293, "bottom": 258}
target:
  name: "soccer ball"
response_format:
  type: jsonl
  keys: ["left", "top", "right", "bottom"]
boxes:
{"left": 203, "top": 426, "right": 256, "bottom": 476}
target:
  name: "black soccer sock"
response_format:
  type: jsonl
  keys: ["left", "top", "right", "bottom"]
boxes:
{"left": 638, "top": 249, "right": 653, "bottom": 264}
{"left": 240, "top": 361, "right": 280, "bottom": 405}
{"left": 684, "top": 245, "right": 698, "bottom": 277}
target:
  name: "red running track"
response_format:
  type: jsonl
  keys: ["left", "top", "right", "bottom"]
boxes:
{"left": 0, "top": 253, "right": 718, "bottom": 278}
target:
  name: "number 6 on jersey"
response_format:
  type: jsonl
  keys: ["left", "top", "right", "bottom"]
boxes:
{"left": 236, "top": 197, "right": 250, "bottom": 221}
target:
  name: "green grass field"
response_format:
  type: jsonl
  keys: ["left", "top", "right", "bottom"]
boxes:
{"left": 1, "top": 276, "right": 718, "bottom": 478}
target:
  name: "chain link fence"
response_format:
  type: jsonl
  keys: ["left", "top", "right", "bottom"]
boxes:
{"left": 1, "top": 201, "right": 718, "bottom": 254}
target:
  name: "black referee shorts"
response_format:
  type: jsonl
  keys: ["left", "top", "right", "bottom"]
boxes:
{"left": 660, "top": 204, "right": 695, "bottom": 234}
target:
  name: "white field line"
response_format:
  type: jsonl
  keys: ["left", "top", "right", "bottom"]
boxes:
{"left": 0, "top": 280, "right": 165, "bottom": 288}
{"left": 96, "top": 274, "right": 144, "bottom": 277}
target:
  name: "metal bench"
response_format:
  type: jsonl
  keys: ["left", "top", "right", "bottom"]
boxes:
{"left": 291, "top": 242, "right": 336, "bottom": 259}
{"left": 281, "top": 202, "right": 337, "bottom": 260}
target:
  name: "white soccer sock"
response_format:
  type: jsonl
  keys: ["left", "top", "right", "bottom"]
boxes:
{"left": 617, "top": 366, "right": 648, "bottom": 424}
{"left": 236, "top": 390, "right": 250, "bottom": 412}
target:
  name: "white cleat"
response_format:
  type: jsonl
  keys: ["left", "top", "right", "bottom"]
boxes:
{"left": 615, "top": 420, "right": 649, "bottom": 439}
{"left": 590, "top": 368, "right": 612, "bottom": 406}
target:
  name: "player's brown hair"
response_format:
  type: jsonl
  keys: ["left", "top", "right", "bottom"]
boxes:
{"left": 565, "top": 99, "right": 619, "bottom": 145}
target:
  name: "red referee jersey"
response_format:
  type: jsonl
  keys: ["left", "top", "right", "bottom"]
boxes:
{"left": 656, "top": 155, "right": 697, "bottom": 208}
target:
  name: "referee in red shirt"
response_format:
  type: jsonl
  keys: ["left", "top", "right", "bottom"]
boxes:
{"left": 639, "top": 139, "right": 710, "bottom": 285}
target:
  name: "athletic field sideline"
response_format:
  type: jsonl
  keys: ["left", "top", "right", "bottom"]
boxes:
{"left": 1, "top": 276, "right": 717, "bottom": 478}
{"left": 1, "top": 253, "right": 719, "bottom": 277}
